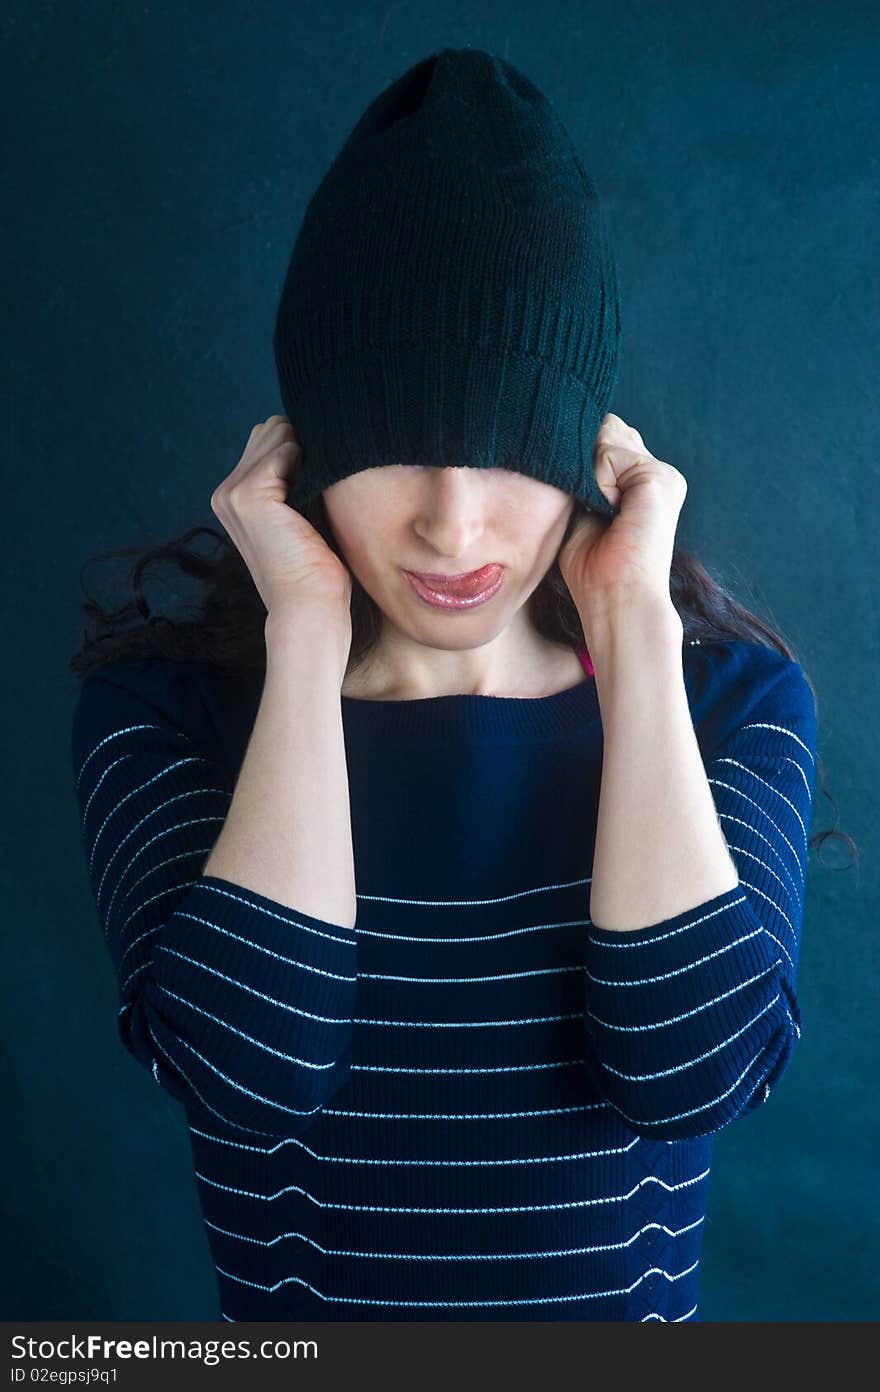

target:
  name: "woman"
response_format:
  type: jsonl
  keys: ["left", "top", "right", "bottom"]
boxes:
{"left": 69, "top": 48, "right": 853, "bottom": 1322}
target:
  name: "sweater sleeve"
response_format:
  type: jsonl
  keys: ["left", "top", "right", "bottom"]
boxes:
{"left": 581, "top": 656, "right": 818, "bottom": 1141}
{"left": 69, "top": 660, "right": 357, "bottom": 1139}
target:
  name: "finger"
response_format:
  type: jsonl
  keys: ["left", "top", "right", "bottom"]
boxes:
{"left": 592, "top": 445, "right": 625, "bottom": 507}
{"left": 597, "top": 415, "right": 647, "bottom": 454}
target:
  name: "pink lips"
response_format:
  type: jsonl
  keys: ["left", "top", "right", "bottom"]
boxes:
{"left": 402, "top": 564, "right": 505, "bottom": 610}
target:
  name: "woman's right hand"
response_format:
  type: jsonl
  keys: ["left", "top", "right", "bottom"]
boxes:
{"left": 211, "top": 416, "right": 353, "bottom": 624}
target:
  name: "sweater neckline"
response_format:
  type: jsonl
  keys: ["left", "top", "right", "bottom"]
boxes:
{"left": 339, "top": 647, "right": 599, "bottom": 741}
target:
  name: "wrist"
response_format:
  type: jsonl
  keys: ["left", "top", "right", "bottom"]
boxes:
{"left": 578, "top": 592, "right": 683, "bottom": 656}
{"left": 265, "top": 604, "right": 352, "bottom": 675}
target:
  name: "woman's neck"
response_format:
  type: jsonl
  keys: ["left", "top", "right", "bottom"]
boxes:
{"left": 339, "top": 638, "right": 590, "bottom": 701}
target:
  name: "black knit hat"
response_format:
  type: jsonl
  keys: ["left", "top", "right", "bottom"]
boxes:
{"left": 274, "top": 45, "right": 622, "bottom": 519}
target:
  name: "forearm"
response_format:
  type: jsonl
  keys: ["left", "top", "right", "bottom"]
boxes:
{"left": 585, "top": 598, "right": 739, "bottom": 933}
{"left": 203, "top": 609, "right": 357, "bottom": 930}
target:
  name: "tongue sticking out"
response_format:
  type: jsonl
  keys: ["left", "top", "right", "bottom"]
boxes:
{"left": 418, "top": 565, "right": 502, "bottom": 596}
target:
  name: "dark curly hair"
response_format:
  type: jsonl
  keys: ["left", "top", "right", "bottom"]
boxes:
{"left": 68, "top": 491, "right": 857, "bottom": 868}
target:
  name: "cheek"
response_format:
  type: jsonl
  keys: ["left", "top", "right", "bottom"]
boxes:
{"left": 320, "top": 506, "right": 362, "bottom": 570}
{"left": 329, "top": 515, "right": 394, "bottom": 578}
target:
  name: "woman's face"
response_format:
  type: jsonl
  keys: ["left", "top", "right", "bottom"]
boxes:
{"left": 322, "top": 463, "right": 576, "bottom": 646}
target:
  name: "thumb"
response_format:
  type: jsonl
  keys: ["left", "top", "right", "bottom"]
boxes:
{"left": 592, "top": 446, "right": 623, "bottom": 509}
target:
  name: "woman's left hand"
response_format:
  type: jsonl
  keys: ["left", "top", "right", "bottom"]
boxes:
{"left": 557, "top": 413, "right": 689, "bottom": 614}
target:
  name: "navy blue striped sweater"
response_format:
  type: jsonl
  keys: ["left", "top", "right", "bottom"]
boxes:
{"left": 69, "top": 637, "right": 817, "bottom": 1322}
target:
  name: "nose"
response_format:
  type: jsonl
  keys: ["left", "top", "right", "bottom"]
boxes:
{"left": 410, "top": 468, "right": 491, "bottom": 557}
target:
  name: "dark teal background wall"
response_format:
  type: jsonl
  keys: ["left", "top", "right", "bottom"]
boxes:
{"left": 3, "top": 1, "right": 875, "bottom": 1321}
